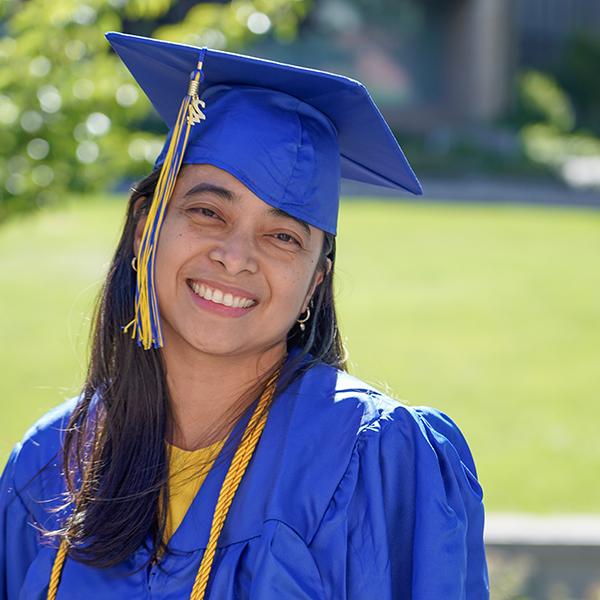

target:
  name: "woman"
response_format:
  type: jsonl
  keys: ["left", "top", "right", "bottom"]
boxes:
{"left": 0, "top": 32, "right": 489, "bottom": 598}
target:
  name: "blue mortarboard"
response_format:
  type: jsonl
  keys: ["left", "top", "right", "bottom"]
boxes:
{"left": 105, "top": 31, "right": 421, "bottom": 349}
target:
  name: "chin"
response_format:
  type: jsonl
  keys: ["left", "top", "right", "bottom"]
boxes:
{"left": 162, "top": 317, "right": 288, "bottom": 358}
{"left": 185, "top": 335, "right": 246, "bottom": 357}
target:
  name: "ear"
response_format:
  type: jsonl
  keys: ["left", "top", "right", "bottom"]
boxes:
{"left": 132, "top": 196, "right": 148, "bottom": 256}
{"left": 302, "top": 257, "right": 331, "bottom": 312}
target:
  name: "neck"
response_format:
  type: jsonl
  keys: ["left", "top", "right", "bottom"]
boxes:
{"left": 160, "top": 338, "right": 286, "bottom": 451}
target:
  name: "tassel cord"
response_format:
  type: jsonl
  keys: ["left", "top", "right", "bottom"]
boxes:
{"left": 124, "top": 56, "right": 205, "bottom": 349}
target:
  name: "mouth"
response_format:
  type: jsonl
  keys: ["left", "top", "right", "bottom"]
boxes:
{"left": 186, "top": 279, "right": 258, "bottom": 310}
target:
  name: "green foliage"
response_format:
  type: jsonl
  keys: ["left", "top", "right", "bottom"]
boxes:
{"left": 517, "top": 70, "right": 575, "bottom": 133}
{"left": 520, "top": 123, "right": 600, "bottom": 167}
{"left": 156, "top": 0, "right": 310, "bottom": 46}
{"left": 0, "top": 0, "right": 309, "bottom": 221}
{"left": 559, "top": 32, "right": 600, "bottom": 134}
{"left": 515, "top": 70, "right": 600, "bottom": 185}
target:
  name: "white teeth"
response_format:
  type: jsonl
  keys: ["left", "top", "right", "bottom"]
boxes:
{"left": 190, "top": 281, "right": 255, "bottom": 309}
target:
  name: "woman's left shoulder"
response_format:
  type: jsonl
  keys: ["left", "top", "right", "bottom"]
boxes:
{"left": 324, "top": 369, "right": 486, "bottom": 529}
{"left": 308, "top": 369, "right": 490, "bottom": 598}
{"left": 333, "top": 369, "right": 479, "bottom": 475}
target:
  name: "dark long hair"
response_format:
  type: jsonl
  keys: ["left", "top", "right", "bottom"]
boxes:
{"left": 51, "top": 169, "right": 347, "bottom": 568}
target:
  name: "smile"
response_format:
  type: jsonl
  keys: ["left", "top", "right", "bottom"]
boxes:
{"left": 188, "top": 280, "right": 257, "bottom": 309}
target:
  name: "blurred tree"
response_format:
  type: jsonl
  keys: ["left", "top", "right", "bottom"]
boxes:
{"left": 514, "top": 69, "right": 600, "bottom": 180}
{"left": 517, "top": 70, "right": 575, "bottom": 133}
{"left": 0, "top": 0, "right": 310, "bottom": 221}
{"left": 559, "top": 32, "right": 600, "bottom": 134}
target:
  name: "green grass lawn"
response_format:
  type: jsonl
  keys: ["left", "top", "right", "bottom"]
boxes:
{"left": 1, "top": 195, "right": 599, "bottom": 513}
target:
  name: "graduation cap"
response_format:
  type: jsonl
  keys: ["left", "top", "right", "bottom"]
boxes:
{"left": 105, "top": 31, "right": 422, "bottom": 349}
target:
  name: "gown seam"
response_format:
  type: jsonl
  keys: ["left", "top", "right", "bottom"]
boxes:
{"left": 413, "top": 407, "right": 481, "bottom": 481}
{"left": 306, "top": 406, "right": 403, "bottom": 548}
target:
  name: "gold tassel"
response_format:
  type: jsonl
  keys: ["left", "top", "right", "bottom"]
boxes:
{"left": 124, "top": 53, "right": 206, "bottom": 349}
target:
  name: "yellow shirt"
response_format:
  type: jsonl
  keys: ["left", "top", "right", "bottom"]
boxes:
{"left": 163, "top": 438, "right": 226, "bottom": 543}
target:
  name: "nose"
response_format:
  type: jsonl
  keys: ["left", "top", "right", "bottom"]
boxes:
{"left": 207, "top": 227, "right": 259, "bottom": 275}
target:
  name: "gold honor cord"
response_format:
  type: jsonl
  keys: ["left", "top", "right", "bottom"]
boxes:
{"left": 189, "top": 372, "right": 277, "bottom": 599}
{"left": 47, "top": 371, "right": 279, "bottom": 600}
{"left": 47, "top": 541, "right": 67, "bottom": 599}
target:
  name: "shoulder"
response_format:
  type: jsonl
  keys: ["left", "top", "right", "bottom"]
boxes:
{"left": 290, "top": 363, "right": 483, "bottom": 501}
{"left": 304, "top": 368, "right": 489, "bottom": 597}
{"left": 320, "top": 367, "right": 483, "bottom": 503}
{"left": 330, "top": 368, "right": 477, "bottom": 470}
{"left": 22, "top": 396, "right": 78, "bottom": 440}
{"left": 4, "top": 397, "right": 79, "bottom": 512}
{"left": 353, "top": 398, "right": 483, "bottom": 498}
{"left": 296, "top": 362, "right": 476, "bottom": 449}
{"left": 328, "top": 368, "right": 485, "bottom": 525}
{"left": 14, "top": 396, "right": 78, "bottom": 466}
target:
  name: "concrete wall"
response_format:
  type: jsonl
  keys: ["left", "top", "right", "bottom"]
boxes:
{"left": 487, "top": 544, "right": 600, "bottom": 599}
{"left": 486, "top": 514, "right": 600, "bottom": 599}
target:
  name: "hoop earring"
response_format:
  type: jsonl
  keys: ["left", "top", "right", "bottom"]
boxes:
{"left": 297, "top": 307, "right": 311, "bottom": 332}
{"left": 131, "top": 256, "right": 138, "bottom": 272}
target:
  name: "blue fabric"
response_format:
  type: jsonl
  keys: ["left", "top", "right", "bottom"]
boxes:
{"left": 155, "top": 85, "right": 341, "bottom": 235}
{"left": 105, "top": 31, "right": 423, "bottom": 235}
{"left": 0, "top": 364, "right": 489, "bottom": 599}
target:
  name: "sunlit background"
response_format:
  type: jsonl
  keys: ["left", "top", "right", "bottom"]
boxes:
{"left": 1, "top": 1, "right": 599, "bottom": 598}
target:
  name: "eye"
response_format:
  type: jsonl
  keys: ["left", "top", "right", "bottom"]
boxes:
{"left": 272, "top": 232, "right": 302, "bottom": 246}
{"left": 186, "top": 206, "right": 221, "bottom": 220}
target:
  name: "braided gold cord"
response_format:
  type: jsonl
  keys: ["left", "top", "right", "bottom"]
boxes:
{"left": 47, "top": 538, "right": 68, "bottom": 600}
{"left": 46, "top": 370, "right": 279, "bottom": 600}
{"left": 189, "top": 373, "right": 278, "bottom": 600}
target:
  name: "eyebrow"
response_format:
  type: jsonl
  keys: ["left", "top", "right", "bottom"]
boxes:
{"left": 182, "top": 182, "right": 311, "bottom": 237}
{"left": 268, "top": 207, "right": 311, "bottom": 238}
{"left": 183, "top": 182, "right": 237, "bottom": 202}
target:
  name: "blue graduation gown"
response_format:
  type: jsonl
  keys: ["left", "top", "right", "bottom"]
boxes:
{"left": 0, "top": 362, "right": 489, "bottom": 599}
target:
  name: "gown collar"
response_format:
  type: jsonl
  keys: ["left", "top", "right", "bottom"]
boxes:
{"left": 165, "top": 351, "right": 371, "bottom": 552}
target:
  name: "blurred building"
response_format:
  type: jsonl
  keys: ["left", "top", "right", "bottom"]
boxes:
{"left": 517, "top": 0, "right": 600, "bottom": 69}
{"left": 252, "top": 0, "right": 600, "bottom": 132}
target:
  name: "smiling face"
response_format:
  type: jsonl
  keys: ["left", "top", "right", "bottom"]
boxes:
{"left": 134, "top": 164, "right": 328, "bottom": 361}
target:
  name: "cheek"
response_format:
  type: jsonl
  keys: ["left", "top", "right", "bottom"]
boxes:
{"left": 154, "top": 225, "right": 195, "bottom": 292}
{"left": 269, "top": 260, "right": 315, "bottom": 309}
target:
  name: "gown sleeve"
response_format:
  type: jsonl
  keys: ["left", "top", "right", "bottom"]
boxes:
{"left": 0, "top": 443, "right": 40, "bottom": 599}
{"left": 308, "top": 404, "right": 489, "bottom": 600}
